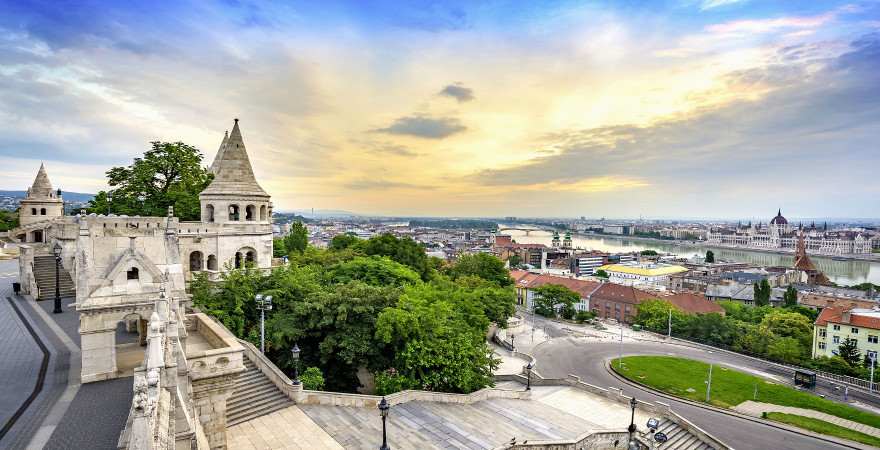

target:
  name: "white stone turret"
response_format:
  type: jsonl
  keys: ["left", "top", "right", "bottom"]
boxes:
{"left": 19, "top": 162, "right": 64, "bottom": 228}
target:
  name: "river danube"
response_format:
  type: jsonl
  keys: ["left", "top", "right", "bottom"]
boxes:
{"left": 501, "top": 227, "right": 880, "bottom": 286}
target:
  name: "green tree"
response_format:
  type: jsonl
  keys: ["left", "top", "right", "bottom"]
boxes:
{"left": 783, "top": 286, "right": 798, "bottom": 308}
{"left": 0, "top": 209, "right": 20, "bottom": 232}
{"left": 640, "top": 250, "right": 658, "bottom": 256}
{"left": 273, "top": 238, "right": 288, "bottom": 258}
{"left": 446, "top": 253, "right": 512, "bottom": 287}
{"left": 329, "top": 256, "right": 421, "bottom": 287}
{"left": 633, "top": 299, "right": 688, "bottom": 334}
{"left": 595, "top": 269, "right": 609, "bottom": 278}
{"left": 329, "top": 233, "right": 361, "bottom": 250}
{"left": 754, "top": 279, "right": 771, "bottom": 307}
{"left": 300, "top": 367, "right": 325, "bottom": 390}
{"left": 284, "top": 222, "right": 309, "bottom": 253}
{"left": 87, "top": 141, "right": 212, "bottom": 220}
{"left": 766, "top": 337, "right": 803, "bottom": 364}
{"left": 575, "top": 310, "right": 596, "bottom": 323}
{"left": 761, "top": 310, "right": 813, "bottom": 350}
{"left": 361, "top": 233, "right": 429, "bottom": 280}
{"left": 531, "top": 284, "right": 580, "bottom": 318}
{"left": 508, "top": 254, "right": 522, "bottom": 267}
{"left": 838, "top": 338, "right": 862, "bottom": 367}
{"left": 705, "top": 250, "right": 715, "bottom": 263}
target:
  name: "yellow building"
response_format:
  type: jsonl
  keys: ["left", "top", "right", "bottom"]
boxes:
{"left": 812, "top": 304, "right": 880, "bottom": 362}
{"left": 597, "top": 262, "right": 688, "bottom": 288}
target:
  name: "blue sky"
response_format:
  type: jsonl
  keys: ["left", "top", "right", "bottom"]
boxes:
{"left": 1, "top": 0, "right": 878, "bottom": 218}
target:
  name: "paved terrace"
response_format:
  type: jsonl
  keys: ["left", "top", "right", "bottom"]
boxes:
{"left": 228, "top": 384, "right": 652, "bottom": 450}
{"left": 0, "top": 258, "right": 133, "bottom": 450}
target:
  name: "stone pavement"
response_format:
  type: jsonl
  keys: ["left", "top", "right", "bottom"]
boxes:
{"left": 300, "top": 393, "right": 596, "bottom": 449}
{"left": 734, "top": 400, "right": 880, "bottom": 438}
{"left": 228, "top": 405, "right": 343, "bottom": 450}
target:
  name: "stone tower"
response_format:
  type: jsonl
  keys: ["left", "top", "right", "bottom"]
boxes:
{"left": 19, "top": 163, "right": 64, "bottom": 228}
{"left": 198, "top": 119, "right": 273, "bottom": 269}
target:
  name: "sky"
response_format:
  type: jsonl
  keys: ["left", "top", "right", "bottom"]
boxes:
{"left": 1, "top": 0, "right": 879, "bottom": 219}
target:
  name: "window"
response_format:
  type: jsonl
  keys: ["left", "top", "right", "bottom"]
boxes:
{"left": 869, "top": 335, "right": 878, "bottom": 344}
{"left": 229, "top": 204, "right": 240, "bottom": 221}
{"left": 818, "top": 342, "right": 826, "bottom": 350}
{"left": 833, "top": 335, "right": 840, "bottom": 344}
{"left": 852, "top": 328, "right": 859, "bottom": 334}
{"left": 246, "top": 205, "right": 256, "bottom": 221}
{"left": 31, "top": 208, "right": 37, "bottom": 215}
{"left": 205, "top": 204, "right": 214, "bottom": 222}
{"left": 40, "top": 208, "right": 46, "bottom": 215}
{"left": 833, "top": 324, "right": 841, "bottom": 331}
{"left": 126, "top": 267, "right": 139, "bottom": 280}
{"left": 819, "top": 329, "right": 826, "bottom": 338}
{"left": 868, "top": 351, "right": 878, "bottom": 362}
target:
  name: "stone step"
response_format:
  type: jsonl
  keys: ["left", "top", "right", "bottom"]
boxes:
{"left": 234, "top": 370, "right": 267, "bottom": 385}
{"left": 227, "top": 392, "right": 290, "bottom": 418}
{"left": 231, "top": 378, "right": 275, "bottom": 398}
{"left": 228, "top": 387, "right": 283, "bottom": 410}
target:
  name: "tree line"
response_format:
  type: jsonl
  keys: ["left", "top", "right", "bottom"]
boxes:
{"left": 634, "top": 299, "right": 877, "bottom": 380}
{"left": 192, "top": 233, "right": 516, "bottom": 395}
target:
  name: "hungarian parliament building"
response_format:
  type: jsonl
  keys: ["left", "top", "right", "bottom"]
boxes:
{"left": 706, "top": 210, "right": 877, "bottom": 256}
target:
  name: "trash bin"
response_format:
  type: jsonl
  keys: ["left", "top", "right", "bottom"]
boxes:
{"left": 12, "top": 282, "right": 21, "bottom": 295}
{"left": 632, "top": 324, "right": 642, "bottom": 331}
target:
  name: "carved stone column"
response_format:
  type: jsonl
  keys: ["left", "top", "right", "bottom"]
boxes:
{"left": 190, "top": 373, "right": 237, "bottom": 450}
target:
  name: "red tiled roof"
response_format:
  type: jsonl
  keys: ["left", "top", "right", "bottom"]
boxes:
{"left": 665, "top": 292, "right": 725, "bottom": 315}
{"left": 815, "top": 304, "right": 880, "bottom": 330}
{"left": 510, "top": 271, "right": 601, "bottom": 298}
{"left": 801, "top": 294, "right": 876, "bottom": 310}
{"left": 591, "top": 283, "right": 654, "bottom": 305}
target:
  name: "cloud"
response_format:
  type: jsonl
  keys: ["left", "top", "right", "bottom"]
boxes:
{"left": 438, "top": 83, "right": 474, "bottom": 102}
{"left": 344, "top": 179, "right": 435, "bottom": 191}
{"left": 373, "top": 115, "right": 467, "bottom": 139}
{"left": 700, "top": 0, "right": 748, "bottom": 11}
{"left": 468, "top": 35, "right": 880, "bottom": 213}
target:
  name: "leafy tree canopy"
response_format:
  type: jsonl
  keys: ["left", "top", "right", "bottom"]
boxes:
{"left": 0, "top": 209, "right": 19, "bottom": 232}
{"left": 445, "top": 253, "right": 512, "bottom": 287}
{"left": 329, "top": 233, "right": 361, "bottom": 250}
{"left": 284, "top": 222, "right": 309, "bottom": 254}
{"left": 87, "top": 141, "right": 212, "bottom": 221}
{"left": 531, "top": 284, "right": 580, "bottom": 318}
{"left": 705, "top": 250, "right": 715, "bottom": 263}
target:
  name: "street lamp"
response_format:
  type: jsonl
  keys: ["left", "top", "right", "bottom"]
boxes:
{"left": 378, "top": 397, "right": 390, "bottom": 450}
{"left": 291, "top": 344, "right": 301, "bottom": 385}
{"left": 255, "top": 294, "right": 273, "bottom": 353}
{"left": 52, "top": 242, "right": 63, "bottom": 314}
{"left": 526, "top": 361, "right": 533, "bottom": 391}
{"left": 511, "top": 334, "right": 516, "bottom": 352}
{"left": 628, "top": 397, "right": 638, "bottom": 443}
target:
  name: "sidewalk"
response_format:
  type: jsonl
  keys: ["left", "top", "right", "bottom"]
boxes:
{"left": 735, "top": 400, "right": 880, "bottom": 438}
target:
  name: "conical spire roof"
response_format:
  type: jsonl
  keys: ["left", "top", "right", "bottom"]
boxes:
{"left": 201, "top": 119, "right": 269, "bottom": 198}
{"left": 29, "top": 163, "right": 55, "bottom": 198}
{"left": 209, "top": 130, "right": 229, "bottom": 175}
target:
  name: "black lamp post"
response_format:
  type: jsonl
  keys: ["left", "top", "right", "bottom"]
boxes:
{"left": 627, "top": 397, "right": 638, "bottom": 449}
{"left": 378, "top": 397, "right": 390, "bottom": 450}
{"left": 291, "top": 344, "right": 301, "bottom": 385}
{"left": 526, "top": 361, "right": 533, "bottom": 391}
{"left": 52, "top": 242, "right": 63, "bottom": 314}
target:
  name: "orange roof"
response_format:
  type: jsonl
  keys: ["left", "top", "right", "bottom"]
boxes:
{"left": 815, "top": 304, "right": 880, "bottom": 330}
{"left": 800, "top": 293, "right": 876, "bottom": 310}
{"left": 510, "top": 271, "right": 601, "bottom": 298}
{"left": 665, "top": 292, "right": 725, "bottom": 315}
{"left": 592, "top": 283, "right": 655, "bottom": 305}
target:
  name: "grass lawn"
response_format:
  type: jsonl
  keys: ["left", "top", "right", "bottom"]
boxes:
{"left": 764, "top": 412, "right": 880, "bottom": 447}
{"left": 612, "top": 355, "right": 880, "bottom": 429}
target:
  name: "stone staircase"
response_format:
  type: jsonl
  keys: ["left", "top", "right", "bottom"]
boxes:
{"left": 34, "top": 254, "right": 75, "bottom": 300}
{"left": 226, "top": 358, "right": 294, "bottom": 426}
{"left": 652, "top": 418, "right": 715, "bottom": 450}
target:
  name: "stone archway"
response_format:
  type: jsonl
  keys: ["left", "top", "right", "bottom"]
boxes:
{"left": 190, "top": 251, "right": 204, "bottom": 272}
{"left": 80, "top": 306, "right": 153, "bottom": 383}
{"left": 31, "top": 230, "right": 43, "bottom": 243}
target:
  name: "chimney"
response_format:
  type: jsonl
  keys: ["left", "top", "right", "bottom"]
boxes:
{"left": 842, "top": 310, "right": 852, "bottom": 323}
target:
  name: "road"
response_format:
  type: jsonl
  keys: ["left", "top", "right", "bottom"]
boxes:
{"left": 520, "top": 312, "right": 875, "bottom": 450}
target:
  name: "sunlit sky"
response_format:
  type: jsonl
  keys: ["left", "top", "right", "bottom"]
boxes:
{"left": 1, "top": 1, "right": 879, "bottom": 218}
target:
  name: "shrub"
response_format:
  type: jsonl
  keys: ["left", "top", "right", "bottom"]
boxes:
{"left": 300, "top": 366, "right": 325, "bottom": 390}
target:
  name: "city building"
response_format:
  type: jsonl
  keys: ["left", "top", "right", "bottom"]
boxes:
{"left": 510, "top": 270, "right": 601, "bottom": 312}
{"left": 589, "top": 283, "right": 654, "bottom": 323}
{"left": 813, "top": 304, "right": 880, "bottom": 361}
{"left": 596, "top": 261, "right": 688, "bottom": 288}
{"left": 570, "top": 251, "right": 609, "bottom": 276}
{"left": 707, "top": 209, "right": 875, "bottom": 255}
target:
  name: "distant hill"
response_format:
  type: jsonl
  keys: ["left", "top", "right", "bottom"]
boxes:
{"left": 0, "top": 190, "right": 95, "bottom": 203}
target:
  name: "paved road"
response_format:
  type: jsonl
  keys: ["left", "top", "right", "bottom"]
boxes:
{"left": 533, "top": 337, "right": 857, "bottom": 450}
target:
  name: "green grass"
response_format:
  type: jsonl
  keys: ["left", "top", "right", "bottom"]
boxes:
{"left": 764, "top": 412, "right": 880, "bottom": 447}
{"left": 612, "top": 355, "right": 880, "bottom": 430}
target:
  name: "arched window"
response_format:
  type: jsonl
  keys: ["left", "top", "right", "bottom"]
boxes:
{"left": 31, "top": 208, "right": 37, "bottom": 215}
{"left": 205, "top": 204, "right": 214, "bottom": 223}
{"left": 245, "top": 205, "right": 256, "bottom": 221}
{"left": 190, "top": 251, "right": 204, "bottom": 272}
{"left": 127, "top": 267, "right": 139, "bottom": 280}
{"left": 207, "top": 254, "right": 217, "bottom": 271}
{"left": 40, "top": 208, "right": 46, "bottom": 215}
{"left": 234, "top": 252, "right": 243, "bottom": 269}
{"left": 259, "top": 205, "right": 267, "bottom": 221}
{"left": 246, "top": 250, "right": 256, "bottom": 266}
{"left": 229, "top": 205, "right": 240, "bottom": 221}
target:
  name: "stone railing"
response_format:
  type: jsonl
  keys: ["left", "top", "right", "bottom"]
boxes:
{"left": 185, "top": 313, "right": 245, "bottom": 381}
{"left": 238, "top": 338, "right": 531, "bottom": 409}
{"left": 493, "top": 429, "right": 641, "bottom": 450}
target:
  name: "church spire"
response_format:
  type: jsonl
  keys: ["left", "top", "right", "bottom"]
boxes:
{"left": 209, "top": 130, "right": 229, "bottom": 175}
{"left": 200, "top": 119, "right": 268, "bottom": 198}
{"left": 29, "top": 162, "right": 55, "bottom": 199}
